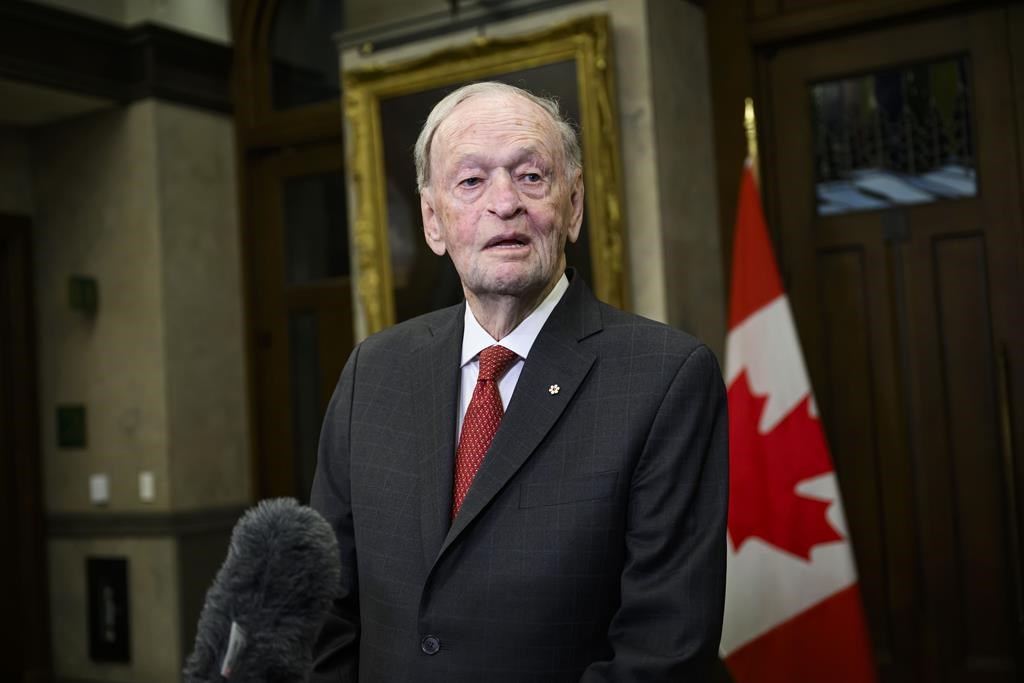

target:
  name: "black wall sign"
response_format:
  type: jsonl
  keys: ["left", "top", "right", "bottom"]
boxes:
{"left": 87, "top": 556, "right": 131, "bottom": 662}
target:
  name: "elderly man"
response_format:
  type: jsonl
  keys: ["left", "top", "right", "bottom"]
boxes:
{"left": 310, "top": 82, "right": 728, "bottom": 682}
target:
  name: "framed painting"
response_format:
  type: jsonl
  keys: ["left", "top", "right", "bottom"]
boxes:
{"left": 344, "top": 14, "right": 627, "bottom": 334}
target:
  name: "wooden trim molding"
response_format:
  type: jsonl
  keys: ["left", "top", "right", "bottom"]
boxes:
{"left": 748, "top": 0, "right": 993, "bottom": 46}
{"left": 47, "top": 506, "right": 248, "bottom": 539}
{"left": 338, "top": 0, "right": 583, "bottom": 54}
{"left": 0, "top": 0, "right": 232, "bottom": 113}
{"left": 1, "top": 212, "right": 50, "bottom": 683}
{"left": 231, "top": 0, "right": 343, "bottom": 149}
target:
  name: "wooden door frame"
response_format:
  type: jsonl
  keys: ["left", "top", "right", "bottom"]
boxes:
{"left": 753, "top": 5, "right": 1024, "bottom": 680}
{"left": 231, "top": 0, "right": 348, "bottom": 500}
{"left": 0, "top": 213, "right": 50, "bottom": 682}
{"left": 248, "top": 143, "right": 351, "bottom": 499}
{"left": 1005, "top": 0, "right": 1024, "bottom": 662}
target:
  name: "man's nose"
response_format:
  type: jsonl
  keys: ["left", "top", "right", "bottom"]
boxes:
{"left": 487, "top": 172, "right": 523, "bottom": 219}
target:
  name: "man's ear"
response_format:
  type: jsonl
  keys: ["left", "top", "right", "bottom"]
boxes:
{"left": 566, "top": 172, "right": 585, "bottom": 244}
{"left": 421, "top": 191, "right": 447, "bottom": 256}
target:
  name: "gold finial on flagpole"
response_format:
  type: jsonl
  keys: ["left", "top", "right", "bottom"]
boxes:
{"left": 744, "top": 97, "right": 760, "bottom": 187}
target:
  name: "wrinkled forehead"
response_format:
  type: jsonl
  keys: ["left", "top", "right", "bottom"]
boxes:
{"left": 433, "top": 92, "right": 561, "bottom": 157}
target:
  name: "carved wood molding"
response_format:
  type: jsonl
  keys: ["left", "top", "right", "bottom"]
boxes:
{"left": 0, "top": 0, "right": 232, "bottom": 113}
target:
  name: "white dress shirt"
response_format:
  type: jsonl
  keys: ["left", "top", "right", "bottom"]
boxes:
{"left": 457, "top": 274, "right": 569, "bottom": 438}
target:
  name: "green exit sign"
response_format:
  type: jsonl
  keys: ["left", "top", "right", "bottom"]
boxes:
{"left": 57, "top": 404, "right": 86, "bottom": 448}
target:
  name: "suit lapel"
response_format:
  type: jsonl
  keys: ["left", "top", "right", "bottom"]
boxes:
{"left": 439, "top": 275, "right": 603, "bottom": 557}
{"left": 414, "top": 305, "right": 464, "bottom": 569}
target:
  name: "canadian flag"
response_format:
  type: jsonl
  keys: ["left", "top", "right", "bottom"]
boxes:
{"left": 721, "top": 160, "right": 877, "bottom": 682}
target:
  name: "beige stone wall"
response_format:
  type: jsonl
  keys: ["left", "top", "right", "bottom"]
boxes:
{"left": 33, "top": 103, "right": 171, "bottom": 514}
{"left": 48, "top": 538, "right": 182, "bottom": 683}
{"left": 644, "top": 0, "right": 726, "bottom": 358}
{"left": 32, "top": 100, "right": 251, "bottom": 514}
{"left": 0, "top": 127, "right": 34, "bottom": 215}
{"left": 610, "top": 0, "right": 667, "bottom": 322}
{"left": 31, "top": 99, "right": 249, "bottom": 681}
{"left": 153, "top": 102, "right": 250, "bottom": 511}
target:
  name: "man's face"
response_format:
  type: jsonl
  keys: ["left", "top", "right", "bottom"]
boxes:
{"left": 420, "top": 93, "right": 584, "bottom": 304}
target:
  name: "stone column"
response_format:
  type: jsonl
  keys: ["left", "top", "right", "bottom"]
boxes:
{"left": 32, "top": 99, "right": 250, "bottom": 683}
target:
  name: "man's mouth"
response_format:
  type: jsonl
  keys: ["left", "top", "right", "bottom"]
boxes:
{"left": 485, "top": 235, "right": 529, "bottom": 249}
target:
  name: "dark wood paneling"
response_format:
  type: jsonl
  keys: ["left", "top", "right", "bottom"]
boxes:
{"left": 817, "top": 246, "right": 893, "bottom": 660}
{"left": 248, "top": 144, "right": 353, "bottom": 500}
{"left": 1007, "top": 2, "right": 1024, "bottom": 666}
{"left": 0, "top": 0, "right": 232, "bottom": 112}
{"left": 47, "top": 506, "right": 247, "bottom": 538}
{"left": 750, "top": 0, "right": 980, "bottom": 45}
{"left": 0, "top": 214, "right": 49, "bottom": 682}
{"left": 764, "top": 6, "right": 1024, "bottom": 680}
{"left": 749, "top": 0, "right": 781, "bottom": 21}
{"left": 782, "top": 0, "right": 853, "bottom": 13}
{"left": 706, "top": 0, "right": 756, "bottom": 287}
{"left": 232, "top": 0, "right": 342, "bottom": 149}
{"left": 1014, "top": 5, "right": 1024, "bottom": 236}
{"left": 126, "top": 24, "right": 233, "bottom": 112}
{"left": 932, "top": 234, "right": 1015, "bottom": 675}
{"left": 231, "top": 0, "right": 352, "bottom": 502}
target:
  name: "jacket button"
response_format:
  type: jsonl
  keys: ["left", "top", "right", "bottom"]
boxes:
{"left": 420, "top": 635, "right": 441, "bottom": 655}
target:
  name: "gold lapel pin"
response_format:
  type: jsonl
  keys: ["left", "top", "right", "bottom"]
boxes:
{"left": 548, "top": 384, "right": 560, "bottom": 395}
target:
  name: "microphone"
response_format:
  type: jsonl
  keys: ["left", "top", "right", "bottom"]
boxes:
{"left": 183, "top": 498, "right": 341, "bottom": 682}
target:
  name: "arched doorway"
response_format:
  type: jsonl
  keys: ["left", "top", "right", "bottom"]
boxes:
{"left": 232, "top": 0, "right": 353, "bottom": 501}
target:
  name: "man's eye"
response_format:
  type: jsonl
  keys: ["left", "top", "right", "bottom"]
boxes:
{"left": 459, "top": 177, "right": 482, "bottom": 188}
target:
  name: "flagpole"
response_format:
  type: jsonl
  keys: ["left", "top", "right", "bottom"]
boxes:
{"left": 743, "top": 97, "right": 759, "bottom": 187}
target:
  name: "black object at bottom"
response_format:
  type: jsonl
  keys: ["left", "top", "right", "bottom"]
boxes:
{"left": 87, "top": 556, "right": 131, "bottom": 662}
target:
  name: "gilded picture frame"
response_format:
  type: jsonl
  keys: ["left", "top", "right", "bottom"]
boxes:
{"left": 344, "top": 14, "right": 627, "bottom": 334}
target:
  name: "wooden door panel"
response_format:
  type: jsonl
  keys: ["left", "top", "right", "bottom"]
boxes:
{"left": 250, "top": 144, "right": 353, "bottom": 500}
{"left": 0, "top": 214, "right": 49, "bottom": 681}
{"left": 816, "top": 246, "right": 893, "bottom": 657}
{"left": 915, "top": 230, "right": 1015, "bottom": 677}
{"left": 765, "top": 5, "right": 1024, "bottom": 681}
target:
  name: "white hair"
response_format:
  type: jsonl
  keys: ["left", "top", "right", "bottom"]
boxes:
{"left": 413, "top": 81, "right": 582, "bottom": 192}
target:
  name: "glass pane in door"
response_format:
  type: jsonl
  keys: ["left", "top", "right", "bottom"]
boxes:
{"left": 282, "top": 171, "right": 349, "bottom": 284}
{"left": 270, "top": 1, "right": 343, "bottom": 109}
{"left": 811, "top": 57, "right": 976, "bottom": 215}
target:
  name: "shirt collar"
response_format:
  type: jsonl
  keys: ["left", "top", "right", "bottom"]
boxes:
{"left": 461, "top": 273, "right": 569, "bottom": 367}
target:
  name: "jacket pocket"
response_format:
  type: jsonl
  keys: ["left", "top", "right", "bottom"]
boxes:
{"left": 519, "top": 470, "right": 619, "bottom": 508}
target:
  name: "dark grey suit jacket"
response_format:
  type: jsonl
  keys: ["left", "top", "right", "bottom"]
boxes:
{"left": 310, "top": 272, "right": 728, "bottom": 682}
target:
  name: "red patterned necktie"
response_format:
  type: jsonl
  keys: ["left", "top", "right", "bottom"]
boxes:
{"left": 452, "top": 344, "right": 519, "bottom": 518}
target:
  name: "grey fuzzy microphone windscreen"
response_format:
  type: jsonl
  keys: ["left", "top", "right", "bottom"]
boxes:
{"left": 183, "top": 498, "right": 341, "bottom": 682}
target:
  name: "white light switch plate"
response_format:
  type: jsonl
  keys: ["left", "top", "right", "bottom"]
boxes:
{"left": 139, "top": 471, "right": 155, "bottom": 502}
{"left": 89, "top": 473, "right": 109, "bottom": 505}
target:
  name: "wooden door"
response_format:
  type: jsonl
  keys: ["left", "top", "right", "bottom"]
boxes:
{"left": 764, "top": 6, "right": 1024, "bottom": 682}
{"left": 249, "top": 144, "right": 353, "bottom": 500}
{"left": 0, "top": 214, "right": 49, "bottom": 682}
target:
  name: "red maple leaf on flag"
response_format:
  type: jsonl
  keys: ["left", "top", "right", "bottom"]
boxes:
{"left": 728, "top": 370, "right": 843, "bottom": 560}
